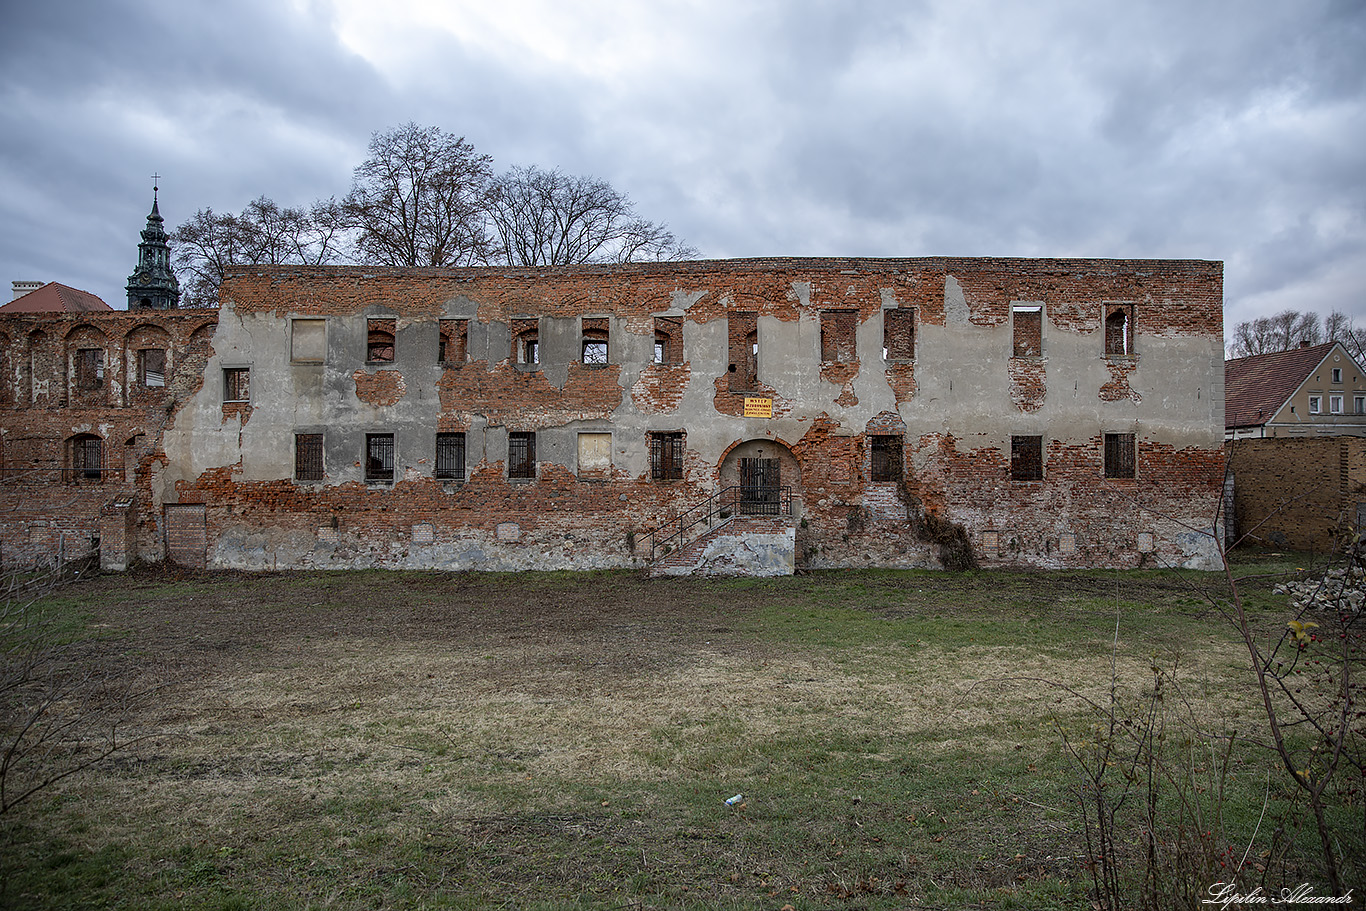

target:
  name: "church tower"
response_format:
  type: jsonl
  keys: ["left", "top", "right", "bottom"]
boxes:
{"left": 126, "top": 181, "right": 180, "bottom": 310}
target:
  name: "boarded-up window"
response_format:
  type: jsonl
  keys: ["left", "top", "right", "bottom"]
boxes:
{"left": 223, "top": 367, "right": 250, "bottom": 402}
{"left": 439, "top": 319, "right": 468, "bottom": 364}
{"left": 366, "top": 433, "right": 394, "bottom": 481}
{"left": 1104, "top": 433, "right": 1135, "bottom": 479}
{"left": 870, "top": 435, "right": 902, "bottom": 482}
{"left": 75, "top": 349, "right": 104, "bottom": 390}
{"left": 883, "top": 309, "right": 915, "bottom": 360}
{"left": 508, "top": 431, "right": 536, "bottom": 478}
{"left": 727, "top": 312, "right": 758, "bottom": 392}
{"left": 577, "top": 432, "right": 611, "bottom": 476}
{"left": 367, "top": 319, "right": 396, "bottom": 363}
{"left": 295, "top": 433, "right": 323, "bottom": 481}
{"left": 1105, "top": 306, "right": 1133, "bottom": 356}
{"left": 1011, "top": 435, "right": 1043, "bottom": 481}
{"left": 292, "top": 319, "right": 326, "bottom": 364}
{"left": 654, "top": 316, "right": 683, "bottom": 364}
{"left": 821, "top": 310, "right": 858, "bottom": 363}
{"left": 1013, "top": 305, "right": 1042, "bottom": 357}
{"left": 139, "top": 348, "right": 166, "bottom": 387}
{"left": 435, "top": 432, "right": 465, "bottom": 480}
{"left": 650, "top": 432, "right": 684, "bottom": 480}
{"left": 581, "top": 317, "right": 609, "bottom": 366}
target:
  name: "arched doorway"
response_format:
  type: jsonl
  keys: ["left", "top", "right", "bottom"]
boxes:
{"left": 718, "top": 439, "right": 801, "bottom": 516}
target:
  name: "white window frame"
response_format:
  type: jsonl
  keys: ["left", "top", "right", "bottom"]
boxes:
{"left": 1330, "top": 395, "right": 1344, "bottom": 414}
{"left": 1308, "top": 395, "right": 1322, "bottom": 414}
{"left": 1356, "top": 396, "right": 1365, "bottom": 415}
{"left": 1332, "top": 367, "right": 1342, "bottom": 384}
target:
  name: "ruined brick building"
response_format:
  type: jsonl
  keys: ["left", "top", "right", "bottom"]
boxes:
{"left": 0, "top": 198, "right": 1227, "bottom": 573}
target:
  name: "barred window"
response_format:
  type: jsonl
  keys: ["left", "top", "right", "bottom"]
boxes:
{"left": 435, "top": 432, "right": 465, "bottom": 480}
{"left": 870, "top": 435, "right": 902, "bottom": 482}
{"left": 1010, "top": 435, "right": 1043, "bottom": 481}
{"left": 508, "top": 431, "right": 536, "bottom": 479}
{"left": 650, "top": 432, "right": 684, "bottom": 480}
{"left": 70, "top": 434, "right": 102, "bottom": 481}
{"left": 366, "top": 433, "right": 394, "bottom": 482}
{"left": 139, "top": 349, "right": 166, "bottom": 387}
{"left": 295, "top": 433, "right": 323, "bottom": 481}
{"left": 1104, "top": 433, "right": 1135, "bottom": 479}
{"left": 224, "top": 367, "right": 250, "bottom": 402}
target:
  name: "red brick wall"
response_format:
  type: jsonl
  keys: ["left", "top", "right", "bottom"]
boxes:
{"left": 1227, "top": 437, "right": 1366, "bottom": 552}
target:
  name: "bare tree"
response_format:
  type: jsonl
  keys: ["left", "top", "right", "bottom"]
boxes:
{"left": 1325, "top": 310, "right": 1366, "bottom": 364}
{"left": 1228, "top": 310, "right": 1324, "bottom": 358}
{"left": 171, "top": 197, "right": 348, "bottom": 307}
{"left": 344, "top": 123, "right": 494, "bottom": 267}
{"left": 486, "top": 165, "right": 695, "bottom": 266}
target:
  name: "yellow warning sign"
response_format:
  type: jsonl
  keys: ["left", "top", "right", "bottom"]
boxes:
{"left": 743, "top": 397, "right": 773, "bottom": 419}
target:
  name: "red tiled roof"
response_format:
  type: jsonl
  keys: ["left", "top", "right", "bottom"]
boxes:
{"left": 0, "top": 282, "right": 113, "bottom": 313}
{"left": 1224, "top": 342, "right": 1338, "bottom": 429}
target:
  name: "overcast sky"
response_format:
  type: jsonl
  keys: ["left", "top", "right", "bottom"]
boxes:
{"left": 2, "top": 0, "right": 1363, "bottom": 334}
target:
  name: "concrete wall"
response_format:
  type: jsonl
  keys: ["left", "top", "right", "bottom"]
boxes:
{"left": 0, "top": 256, "right": 1226, "bottom": 572}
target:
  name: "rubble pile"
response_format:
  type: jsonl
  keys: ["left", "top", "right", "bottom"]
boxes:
{"left": 1274, "top": 563, "right": 1366, "bottom": 615}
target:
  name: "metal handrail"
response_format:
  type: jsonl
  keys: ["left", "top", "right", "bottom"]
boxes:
{"left": 644, "top": 485, "right": 792, "bottom": 561}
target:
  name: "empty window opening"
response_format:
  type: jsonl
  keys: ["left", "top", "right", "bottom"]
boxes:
{"left": 365, "top": 433, "right": 394, "bottom": 482}
{"left": 223, "top": 367, "right": 250, "bottom": 402}
{"left": 650, "top": 432, "right": 684, "bottom": 480}
{"left": 1103, "top": 433, "right": 1136, "bottom": 479}
{"left": 439, "top": 319, "right": 468, "bottom": 364}
{"left": 295, "top": 433, "right": 323, "bottom": 481}
{"left": 1104, "top": 306, "right": 1133, "bottom": 356}
{"left": 883, "top": 308, "right": 915, "bottom": 360}
{"left": 367, "top": 319, "right": 396, "bottom": 363}
{"left": 870, "top": 435, "right": 903, "bottom": 482}
{"left": 291, "top": 319, "right": 326, "bottom": 364}
{"left": 581, "top": 317, "right": 609, "bottom": 366}
{"left": 75, "top": 348, "right": 104, "bottom": 390}
{"left": 69, "top": 434, "right": 103, "bottom": 482}
{"left": 508, "top": 431, "right": 536, "bottom": 478}
{"left": 1011, "top": 435, "right": 1044, "bottom": 481}
{"left": 821, "top": 310, "right": 858, "bottom": 363}
{"left": 512, "top": 319, "right": 539, "bottom": 365}
{"left": 138, "top": 348, "right": 166, "bottom": 387}
{"left": 577, "top": 432, "right": 612, "bottom": 475}
{"left": 435, "top": 432, "right": 466, "bottom": 480}
{"left": 653, "top": 317, "right": 683, "bottom": 364}
{"left": 1012, "top": 304, "right": 1042, "bottom": 357}
{"left": 727, "top": 312, "right": 759, "bottom": 392}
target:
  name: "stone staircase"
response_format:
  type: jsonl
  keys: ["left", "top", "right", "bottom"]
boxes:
{"left": 648, "top": 515, "right": 796, "bottom": 577}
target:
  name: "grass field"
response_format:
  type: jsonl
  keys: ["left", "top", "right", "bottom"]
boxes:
{"left": 1, "top": 556, "right": 1359, "bottom": 909}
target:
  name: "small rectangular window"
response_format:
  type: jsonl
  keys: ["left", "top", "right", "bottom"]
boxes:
{"left": 581, "top": 317, "right": 609, "bottom": 366}
{"left": 1011, "top": 435, "right": 1043, "bottom": 481}
{"left": 1012, "top": 304, "right": 1042, "bottom": 357}
{"left": 439, "top": 319, "right": 468, "bottom": 364}
{"left": 139, "top": 348, "right": 166, "bottom": 387}
{"left": 870, "top": 435, "right": 903, "bottom": 482}
{"left": 821, "top": 310, "right": 858, "bottom": 363}
{"left": 1104, "top": 433, "right": 1136, "bottom": 479}
{"left": 1308, "top": 395, "right": 1322, "bottom": 414}
{"left": 1355, "top": 396, "right": 1365, "bottom": 415}
{"left": 291, "top": 319, "right": 326, "bottom": 364}
{"left": 883, "top": 309, "right": 915, "bottom": 360}
{"left": 367, "top": 319, "right": 396, "bottom": 363}
{"left": 650, "top": 432, "right": 684, "bottom": 480}
{"left": 76, "top": 348, "right": 104, "bottom": 390}
{"left": 365, "top": 433, "right": 394, "bottom": 482}
{"left": 512, "top": 319, "right": 539, "bottom": 365}
{"left": 1104, "top": 305, "right": 1133, "bottom": 356}
{"left": 653, "top": 317, "right": 683, "bottom": 365}
{"left": 70, "top": 435, "right": 103, "bottom": 481}
{"left": 508, "top": 431, "right": 536, "bottom": 479}
{"left": 223, "top": 367, "right": 250, "bottom": 402}
{"left": 435, "top": 432, "right": 465, "bottom": 480}
{"left": 295, "top": 433, "right": 323, "bottom": 481}
{"left": 1332, "top": 367, "right": 1342, "bottom": 384}
{"left": 1331, "top": 395, "right": 1344, "bottom": 414}
{"left": 577, "top": 432, "right": 612, "bottom": 476}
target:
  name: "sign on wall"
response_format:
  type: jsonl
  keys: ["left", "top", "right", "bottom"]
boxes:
{"left": 743, "top": 397, "right": 773, "bottom": 419}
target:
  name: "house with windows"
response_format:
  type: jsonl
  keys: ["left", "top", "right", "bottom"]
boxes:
{"left": 0, "top": 231, "right": 1226, "bottom": 573}
{"left": 1224, "top": 341, "right": 1366, "bottom": 552}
